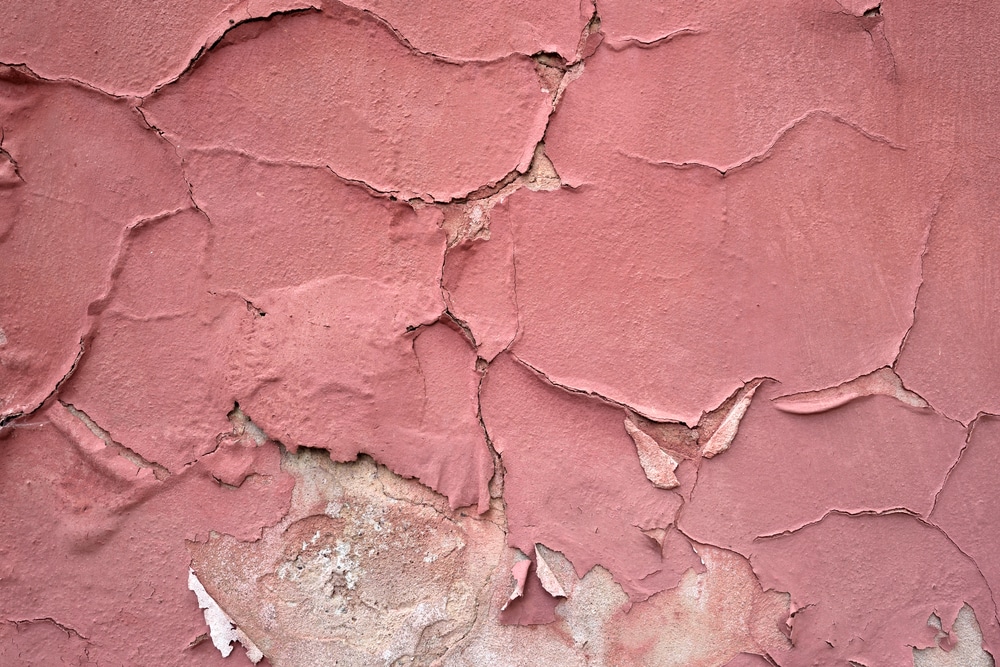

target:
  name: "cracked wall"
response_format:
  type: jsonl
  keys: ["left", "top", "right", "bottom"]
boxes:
{"left": 2, "top": 1, "right": 999, "bottom": 665}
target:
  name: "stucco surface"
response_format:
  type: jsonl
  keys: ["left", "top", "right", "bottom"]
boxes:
{"left": 2, "top": 1, "right": 1000, "bottom": 666}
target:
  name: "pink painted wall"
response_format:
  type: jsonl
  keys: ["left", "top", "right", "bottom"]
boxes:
{"left": 2, "top": 1, "right": 999, "bottom": 665}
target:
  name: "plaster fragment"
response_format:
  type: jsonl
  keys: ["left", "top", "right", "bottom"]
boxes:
{"left": 189, "top": 451, "right": 506, "bottom": 665}
{"left": 0, "top": 68, "right": 188, "bottom": 424}
{"left": 750, "top": 513, "right": 1000, "bottom": 665}
{"left": 480, "top": 353, "right": 683, "bottom": 603}
{"left": 624, "top": 417, "right": 680, "bottom": 489}
{"left": 0, "top": 0, "right": 317, "bottom": 96}
{"left": 913, "top": 605, "right": 995, "bottom": 667}
{"left": 0, "top": 406, "right": 292, "bottom": 664}
{"left": 700, "top": 379, "right": 762, "bottom": 458}
{"left": 603, "top": 545, "right": 789, "bottom": 666}
{"left": 508, "top": 112, "right": 944, "bottom": 425}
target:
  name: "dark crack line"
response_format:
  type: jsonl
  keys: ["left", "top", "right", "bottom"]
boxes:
{"left": 87, "top": 206, "right": 195, "bottom": 317}
{"left": 475, "top": 362, "right": 506, "bottom": 514}
{"left": 133, "top": 106, "right": 218, "bottom": 227}
{"left": 0, "top": 61, "right": 131, "bottom": 100}
{"left": 353, "top": 4, "right": 566, "bottom": 67}
{"left": 60, "top": 400, "right": 171, "bottom": 479}
{"left": 0, "top": 128, "right": 25, "bottom": 184}
{"left": 1, "top": 339, "right": 84, "bottom": 430}
{"left": 6, "top": 617, "right": 90, "bottom": 641}
{"left": 510, "top": 353, "right": 635, "bottom": 413}
{"left": 928, "top": 417, "right": 979, "bottom": 517}
{"left": 143, "top": 6, "right": 322, "bottom": 98}
{"left": 752, "top": 507, "right": 922, "bottom": 543}
{"left": 858, "top": 7, "right": 898, "bottom": 82}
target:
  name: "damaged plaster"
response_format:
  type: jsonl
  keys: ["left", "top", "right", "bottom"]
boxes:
{"left": 3, "top": 0, "right": 1000, "bottom": 665}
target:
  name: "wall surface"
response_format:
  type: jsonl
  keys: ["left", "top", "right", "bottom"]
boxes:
{"left": 2, "top": 1, "right": 999, "bottom": 666}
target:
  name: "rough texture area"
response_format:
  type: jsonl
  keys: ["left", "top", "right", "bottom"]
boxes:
{"left": 3, "top": 1, "right": 1000, "bottom": 665}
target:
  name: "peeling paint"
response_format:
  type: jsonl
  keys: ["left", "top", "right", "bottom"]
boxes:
{"left": 624, "top": 417, "right": 680, "bottom": 489}
{"left": 3, "top": 0, "right": 1000, "bottom": 664}
{"left": 188, "top": 569, "right": 263, "bottom": 663}
{"left": 700, "top": 379, "right": 761, "bottom": 458}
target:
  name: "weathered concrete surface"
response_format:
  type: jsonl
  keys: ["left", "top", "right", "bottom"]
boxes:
{"left": 3, "top": 0, "right": 1000, "bottom": 665}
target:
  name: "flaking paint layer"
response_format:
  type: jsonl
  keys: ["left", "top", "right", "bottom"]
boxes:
{"left": 2, "top": 1, "right": 1000, "bottom": 665}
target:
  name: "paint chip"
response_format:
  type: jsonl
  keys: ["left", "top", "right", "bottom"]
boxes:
{"left": 701, "top": 379, "right": 762, "bottom": 458}
{"left": 501, "top": 556, "right": 532, "bottom": 611}
{"left": 534, "top": 544, "right": 567, "bottom": 598}
{"left": 188, "top": 569, "right": 264, "bottom": 663}
{"left": 624, "top": 418, "right": 680, "bottom": 489}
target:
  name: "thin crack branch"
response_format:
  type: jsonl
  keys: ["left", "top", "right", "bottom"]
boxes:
{"left": 618, "top": 109, "right": 905, "bottom": 177}
{"left": 0, "top": 61, "right": 130, "bottom": 100}
{"left": 752, "top": 507, "right": 921, "bottom": 542}
{"left": 928, "top": 417, "right": 980, "bottom": 517}
{"left": 893, "top": 158, "right": 956, "bottom": 371}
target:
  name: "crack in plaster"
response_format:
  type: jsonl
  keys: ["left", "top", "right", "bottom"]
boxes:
{"left": 60, "top": 401, "right": 171, "bottom": 479}
{"left": 617, "top": 109, "right": 905, "bottom": 176}
{"left": 893, "top": 158, "right": 957, "bottom": 371}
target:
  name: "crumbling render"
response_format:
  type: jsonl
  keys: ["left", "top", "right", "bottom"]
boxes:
{"left": 3, "top": 0, "right": 1000, "bottom": 666}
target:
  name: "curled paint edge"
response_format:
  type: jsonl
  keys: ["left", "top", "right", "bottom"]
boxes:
{"left": 624, "top": 418, "right": 680, "bottom": 489}
{"left": 701, "top": 379, "right": 763, "bottom": 458}
{"left": 534, "top": 544, "right": 567, "bottom": 598}
{"left": 188, "top": 569, "right": 264, "bottom": 663}
{"left": 501, "top": 557, "right": 532, "bottom": 611}
{"left": 771, "top": 367, "right": 928, "bottom": 415}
